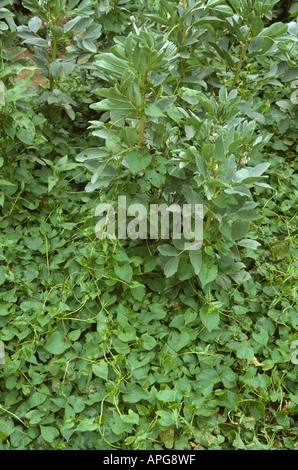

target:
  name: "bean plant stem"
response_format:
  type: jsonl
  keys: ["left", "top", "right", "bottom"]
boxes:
{"left": 231, "top": 27, "right": 251, "bottom": 90}
{"left": 139, "top": 82, "right": 146, "bottom": 145}
{"left": 180, "top": 0, "right": 187, "bottom": 79}
{"left": 139, "top": 55, "right": 152, "bottom": 145}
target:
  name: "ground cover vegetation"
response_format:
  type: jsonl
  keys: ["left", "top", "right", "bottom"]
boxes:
{"left": 0, "top": 0, "right": 297, "bottom": 450}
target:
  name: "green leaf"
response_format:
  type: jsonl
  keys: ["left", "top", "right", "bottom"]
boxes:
{"left": 145, "top": 14, "right": 172, "bottom": 26}
{"left": 250, "top": 17, "right": 264, "bottom": 36}
{"left": 236, "top": 341, "right": 254, "bottom": 361}
{"left": 48, "top": 175, "right": 59, "bottom": 192}
{"left": 231, "top": 221, "right": 250, "bottom": 240}
{"left": 216, "top": 274, "right": 231, "bottom": 291}
{"left": 28, "top": 16, "right": 42, "bottom": 33}
{"left": 198, "top": 265, "right": 218, "bottom": 288}
{"left": 121, "top": 127, "right": 139, "bottom": 147}
{"left": 252, "top": 329, "right": 268, "bottom": 346}
{"left": 16, "top": 128, "right": 34, "bottom": 145}
{"left": 0, "top": 21, "right": 8, "bottom": 31}
{"left": 158, "top": 244, "right": 179, "bottom": 257}
{"left": 126, "top": 149, "right": 151, "bottom": 174}
{"left": 68, "top": 329, "right": 81, "bottom": 341}
{"left": 0, "top": 8, "right": 14, "bottom": 19}
{"left": 64, "top": 16, "right": 81, "bottom": 33}
{"left": 123, "top": 383, "right": 149, "bottom": 403}
{"left": 189, "top": 250, "right": 202, "bottom": 275}
{"left": 40, "top": 426, "right": 59, "bottom": 444}
{"left": 0, "top": 178, "right": 15, "bottom": 186}
{"left": 82, "top": 39, "right": 97, "bottom": 53}
{"left": 0, "top": 304, "right": 10, "bottom": 316}
{"left": 157, "top": 389, "right": 177, "bottom": 402}
{"left": 166, "top": 106, "right": 181, "bottom": 124}
{"left": 28, "top": 392, "right": 47, "bottom": 409}
{"left": 62, "top": 61, "right": 76, "bottom": 76}
{"left": 169, "top": 331, "right": 190, "bottom": 352}
{"left": 76, "top": 418, "right": 97, "bottom": 433}
{"left": 248, "top": 401, "right": 265, "bottom": 421}
{"left": 207, "top": 1, "right": 233, "bottom": 15}
{"left": 145, "top": 103, "right": 164, "bottom": 117}
{"left": 76, "top": 148, "right": 109, "bottom": 162}
{"left": 92, "top": 361, "right": 108, "bottom": 380}
{"left": 258, "top": 22, "right": 288, "bottom": 38}
{"left": 199, "top": 307, "right": 220, "bottom": 332}
{"left": 130, "top": 281, "right": 146, "bottom": 300}
{"left": 94, "top": 53, "right": 128, "bottom": 79}
{"left": 49, "top": 60, "right": 63, "bottom": 79}
{"left": 114, "top": 263, "right": 133, "bottom": 283}
{"left": 121, "top": 410, "right": 139, "bottom": 425}
{"left": 210, "top": 43, "right": 236, "bottom": 68}
{"left": 283, "top": 67, "right": 298, "bottom": 82}
{"left": 193, "top": 16, "right": 224, "bottom": 27}
{"left": 24, "top": 236, "right": 43, "bottom": 251}
{"left": 238, "top": 239, "right": 261, "bottom": 250}
{"left": 83, "top": 24, "right": 102, "bottom": 40}
{"left": 189, "top": 147, "right": 208, "bottom": 177}
{"left": 164, "top": 257, "right": 179, "bottom": 277}
{"left": 214, "top": 135, "right": 225, "bottom": 162}
{"left": 141, "top": 334, "right": 157, "bottom": 350}
{"left": 91, "top": 87, "right": 135, "bottom": 112}
{"left": 118, "top": 324, "right": 136, "bottom": 342}
{"left": 145, "top": 168, "right": 165, "bottom": 187}
{"left": 44, "top": 331, "right": 71, "bottom": 355}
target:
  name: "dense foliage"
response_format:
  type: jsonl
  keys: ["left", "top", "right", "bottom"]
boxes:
{"left": 0, "top": 0, "right": 297, "bottom": 450}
